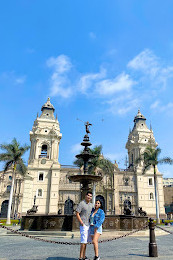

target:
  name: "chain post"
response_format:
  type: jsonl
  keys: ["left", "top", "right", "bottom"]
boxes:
{"left": 149, "top": 218, "right": 158, "bottom": 257}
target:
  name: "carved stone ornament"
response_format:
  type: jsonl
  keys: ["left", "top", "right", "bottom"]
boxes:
{"left": 41, "top": 159, "right": 46, "bottom": 164}
{"left": 28, "top": 219, "right": 34, "bottom": 228}
{"left": 49, "top": 221, "right": 56, "bottom": 227}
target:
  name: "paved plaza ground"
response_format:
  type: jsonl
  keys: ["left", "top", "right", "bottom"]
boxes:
{"left": 0, "top": 226, "right": 173, "bottom": 260}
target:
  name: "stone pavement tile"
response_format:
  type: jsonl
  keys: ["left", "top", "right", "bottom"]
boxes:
{"left": 0, "top": 227, "right": 173, "bottom": 260}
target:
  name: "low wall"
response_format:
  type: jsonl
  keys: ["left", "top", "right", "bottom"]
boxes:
{"left": 21, "top": 215, "right": 148, "bottom": 231}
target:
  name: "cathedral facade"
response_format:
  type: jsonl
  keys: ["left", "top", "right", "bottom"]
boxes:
{"left": 0, "top": 98, "right": 166, "bottom": 218}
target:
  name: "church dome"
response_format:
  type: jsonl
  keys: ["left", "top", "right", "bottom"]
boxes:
{"left": 41, "top": 97, "right": 55, "bottom": 112}
{"left": 134, "top": 109, "right": 146, "bottom": 122}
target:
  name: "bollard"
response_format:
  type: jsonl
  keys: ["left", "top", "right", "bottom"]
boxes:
{"left": 149, "top": 218, "right": 158, "bottom": 257}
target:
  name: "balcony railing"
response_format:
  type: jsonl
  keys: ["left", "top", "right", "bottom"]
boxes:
{"left": 39, "top": 155, "right": 49, "bottom": 158}
{"left": 61, "top": 165, "right": 79, "bottom": 169}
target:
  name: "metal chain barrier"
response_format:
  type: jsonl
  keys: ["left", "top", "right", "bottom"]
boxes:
{"left": 0, "top": 224, "right": 148, "bottom": 245}
{"left": 156, "top": 225, "right": 173, "bottom": 235}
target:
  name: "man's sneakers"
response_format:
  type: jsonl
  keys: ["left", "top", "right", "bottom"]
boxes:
{"left": 93, "top": 256, "right": 100, "bottom": 260}
{"left": 83, "top": 257, "right": 90, "bottom": 260}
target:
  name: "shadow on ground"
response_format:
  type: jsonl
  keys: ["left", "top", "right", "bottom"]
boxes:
{"left": 129, "top": 254, "right": 148, "bottom": 257}
{"left": 47, "top": 258, "right": 77, "bottom": 260}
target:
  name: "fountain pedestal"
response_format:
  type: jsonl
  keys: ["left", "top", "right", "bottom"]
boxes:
{"left": 69, "top": 131, "right": 102, "bottom": 199}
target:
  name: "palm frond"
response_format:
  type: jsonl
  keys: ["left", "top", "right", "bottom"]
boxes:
{"left": 158, "top": 157, "right": 173, "bottom": 165}
{"left": 142, "top": 164, "right": 151, "bottom": 174}
{"left": 4, "top": 160, "right": 13, "bottom": 172}
{"left": 0, "top": 138, "right": 29, "bottom": 176}
{"left": 73, "top": 157, "right": 83, "bottom": 168}
{"left": 135, "top": 156, "right": 142, "bottom": 164}
{"left": 16, "top": 160, "right": 27, "bottom": 175}
{"left": 73, "top": 144, "right": 114, "bottom": 176}
{"left": 19, "top": 144, "right": 30, "bottom": 156}
{"left": 155, "top": 147, "right": 161, "bottom": 157}
{"left": 99, "top": 158, "right": 114, "bottom": 175}
{"left": 88, "top": 165, "right": 96, "bottom": 175}
{"left": 0, "top": 153, "right": 13, "bottom": 162}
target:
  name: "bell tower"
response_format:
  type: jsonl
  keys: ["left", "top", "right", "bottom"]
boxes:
{"left": 22, "top": 98, "right": 62, "bottom": 215}
{"left": 126, "top": 109, "right": 157, "bottom": 169}
{"left": 125, "top": 110, "right": 165, "bottom": 218}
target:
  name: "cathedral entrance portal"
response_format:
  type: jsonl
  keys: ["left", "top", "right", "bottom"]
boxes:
{"left": 1, "top": 200, "right": 9, "bottom": 218}
{"left": 64, "top": 197, "right": 74, "bottom": 215}
{"left": 96, "top": 195, "right": 105, "bottom": 212}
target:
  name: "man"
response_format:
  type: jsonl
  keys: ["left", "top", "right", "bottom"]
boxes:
{"left": 76, "top": 191, "right": 93, "bottom": 260}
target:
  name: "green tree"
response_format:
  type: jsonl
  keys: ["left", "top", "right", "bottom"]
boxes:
{"left": 74, "top": 145, "right": 114, "bottom": 176}
{"left": 74, "top": 145, "right": 114, "bottom": 204}
{"left": 0, "top": 138, "right": 30, "bottom": 224}
{"left": 136, "top": 146, "right": 173, "bottom": 224}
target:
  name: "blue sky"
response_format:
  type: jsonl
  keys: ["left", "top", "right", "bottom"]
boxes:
{"left": 0, "top": 0, "right": 173, "bottom": 177}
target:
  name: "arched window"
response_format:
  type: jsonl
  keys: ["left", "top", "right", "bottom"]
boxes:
{"left": 40, "top": 144, "right": 48, "bottom": 158}
{"left": 9, "top": 176, "right": 12, "bottom": 181}
{"left": 149, "top": 192, "right": 154, "bottom": 200}
{"left": 7, "top": 185, "right": 11, "bottom": 193}
{"left": 1, "top": 200, "right": 9, "bottom": 218}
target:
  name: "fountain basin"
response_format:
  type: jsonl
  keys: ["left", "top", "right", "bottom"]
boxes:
{"left": 21, "top": 214, "right": 148, "bottom": 231}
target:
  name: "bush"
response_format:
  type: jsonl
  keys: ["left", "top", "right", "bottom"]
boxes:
{"left": 0, "top": 219, "right": 19, "bottom": 225}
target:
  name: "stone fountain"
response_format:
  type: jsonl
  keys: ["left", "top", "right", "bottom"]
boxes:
{"left": 68, "top": 121, "right": 102, "bottom": 200}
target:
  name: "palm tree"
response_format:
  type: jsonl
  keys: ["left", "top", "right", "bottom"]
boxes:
{"left": 0, "top": 138, "right": 30, "bottom": 224}
{"left": 74, "top": 145, "right": 114, "bottom": 204}
{"left": 74, "top": 145, "right": 114, "bottom": 176}
{"left": 136, "top": 146, "right": 173, "bottom": 224}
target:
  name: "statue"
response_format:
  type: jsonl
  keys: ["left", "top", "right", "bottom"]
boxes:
{"left": 123, "top": 200, "right": 132, "bottom": 215}
{"left": 138, "top": 207, "right": 147, "bottom": 216}
{"left": 85, "top": 121, "right": 92, "bottom": 134}
{"left": 58, "top": 209, "right": 62, "bottom": 215}
{"left": 26, "top": 195, "right": 38, "bottom": 215}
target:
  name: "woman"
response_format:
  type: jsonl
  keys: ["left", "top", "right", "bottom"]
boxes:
{"left": 89, "top": 199, "right": 105, "bottom": 260}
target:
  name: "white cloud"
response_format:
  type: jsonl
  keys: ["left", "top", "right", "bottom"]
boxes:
{"left": 107, "top": 95, "right": 140, "bottom": 115}
{"left": 127, "top": 49, "right": 159, "bottom": 77}
{"left": 150, "top": 100, "right": 160, "bottom": 109}
{"left": 151, "top": 100, "right": 173, "bottom": 112}
{"left": 78, "top": 67, "right": 106, "bottom": 93}
{"left": 128, "top": 49, "right": 173, "bottom": 88}
{"left": 0, "top": 72, "right": 26, "bottom": 86}
{"left": 71, "top": 143, "right": 82, "bottom": 154}
{"left": 89, "top": 32, "right": 96, "bottom": 39}
{"left": 15, "top": 76, "right": 26, "bottom": 85}
{"left": 96, "top": 72, "right": 136, "bottom": 96}
{"left": 47, "top": 55, "right": 73, "bottom": 98}
{"left": 157, "top": 66, "right": 173, "bottom": 89}
{"left": 46, "top": 49, "right": 173, "bottom": 116}
{"left": 47, "top": 55, "right": 72, "bottom": 74}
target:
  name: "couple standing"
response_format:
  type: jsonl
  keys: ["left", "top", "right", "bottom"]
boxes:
{"left": 76, "top": 191, "right": 105, "bottom": 260}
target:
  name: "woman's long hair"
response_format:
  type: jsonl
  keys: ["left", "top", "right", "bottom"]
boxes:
{"left": 95, "top": 199, "right": 104, "bottom": 210}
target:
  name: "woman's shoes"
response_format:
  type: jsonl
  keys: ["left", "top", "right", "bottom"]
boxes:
{"left": 93, "top": 256, "right": 100, "bottom": 260}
